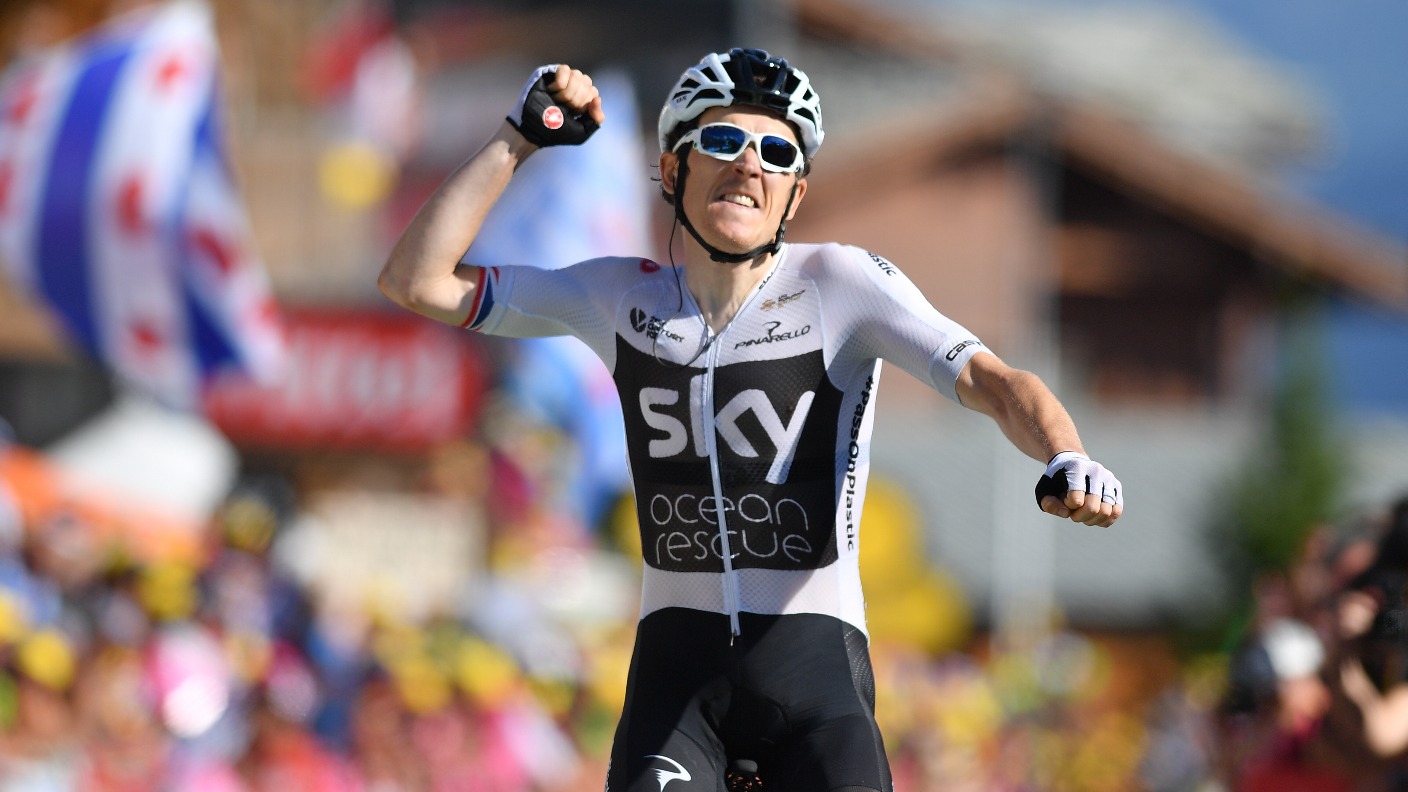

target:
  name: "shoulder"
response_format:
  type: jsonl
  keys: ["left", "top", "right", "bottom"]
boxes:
{"left": 531, "top": 256, "right": 675, "bottom": 290}
{"left": 785, "top": 243, "right": 908, "bottom": 286}
{"left": 785, "top": 242, "right": 865, "bottom": 266}
{"left": 564, "top": 255, "right": 670, "bottom": 276}
{"left": 785, "top": 242, "right": 880, "bottom": 276}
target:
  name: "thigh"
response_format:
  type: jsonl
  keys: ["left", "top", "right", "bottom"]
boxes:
{"left": 777, "top": 712, "right": 891, "bottom": 792}
{"left": 608, "top": 734, "right": 724, "bottom": 792}
{"left": 608, "top": 610, "right": 731, "bottom": 792}
{"left": 736, "top": 614, "right": 892, "bottom": 792}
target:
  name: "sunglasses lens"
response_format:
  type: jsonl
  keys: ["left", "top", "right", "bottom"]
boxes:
{"left": 697, "top": 125, "right": 747, "bottom": 157}
{"left": 689, "top": 125, "right": 801, "bottom": 172}
{"left": 760, "top": 136, "right": 800, "bottom": 170}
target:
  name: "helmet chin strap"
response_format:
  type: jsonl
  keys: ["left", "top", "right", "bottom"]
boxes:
{"left": 672, "top": 157, "right": 800, "bottom": 264}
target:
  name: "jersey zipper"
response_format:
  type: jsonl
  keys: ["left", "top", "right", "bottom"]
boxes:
{"left": 701, "top": 333, "right": 743, "bottom": 639}
{"left": 687, "top": 246, "right": 787, "bottom": 641}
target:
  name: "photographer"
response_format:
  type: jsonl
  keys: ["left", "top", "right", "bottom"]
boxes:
{"left": 1328, "top": 496, "right": 1408, "bottom": 761}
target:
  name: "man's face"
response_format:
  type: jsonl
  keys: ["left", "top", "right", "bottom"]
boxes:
{"left": 662, "top": 106, "right": 807, "bottom": 258}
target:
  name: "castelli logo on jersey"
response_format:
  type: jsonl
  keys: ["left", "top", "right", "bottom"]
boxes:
{"left": 542, "top": 105, "right": 564, "bottom": 129}
{"left": 945, "top": 339, "right": 982, "bottom": 361}
{"left": 640, "top": 258, "right": 661, "bottom": 273}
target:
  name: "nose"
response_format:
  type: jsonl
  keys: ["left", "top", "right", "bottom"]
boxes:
{"left": 731, "top": 142, "right": 764, "bottom": 174}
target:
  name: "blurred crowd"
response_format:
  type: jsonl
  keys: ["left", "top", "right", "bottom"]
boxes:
{"left": 1208, "top": 495, "right": 1408, "bottom": 792}
{"left": 4, "top": 379, "right": 1408, "bottom": 791}
{"left": 0, "top": 455, "right": 609, "bottom": 792}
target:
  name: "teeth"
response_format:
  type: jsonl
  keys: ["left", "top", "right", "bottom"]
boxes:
{"left": 722, "top": 194, "right": 756, "bottom": 208}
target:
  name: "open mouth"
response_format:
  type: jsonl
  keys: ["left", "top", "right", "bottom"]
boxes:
{"left": 718, "top": 193, "right": 757, "bottom": 208}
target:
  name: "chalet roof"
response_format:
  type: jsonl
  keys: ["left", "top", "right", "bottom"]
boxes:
{"left": 901, "top": 0, "right": 1324, "bottom": 172}
{"left": 789, "top": 0, "right": 1408, "bottom": 308}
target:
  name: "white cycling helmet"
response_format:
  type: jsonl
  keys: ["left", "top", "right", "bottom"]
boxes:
{"left": 658, "top": 48, "right": 824, "bottom": 159}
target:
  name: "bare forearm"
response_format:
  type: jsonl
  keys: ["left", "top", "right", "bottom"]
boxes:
{"left": 956, "top": 351, "right": 1121, "bottom": 525}
{"left": 378, "top": 123, "right": 536, "bottom": 324}
{"left": 995, "top": 371, "right": 1084, "bottom": 462}
{"left": 960, "top": 357, "right": 1084, "bottom": 462}
{"left": 1338, "top": 656, "right": 1408, "bottom": 756}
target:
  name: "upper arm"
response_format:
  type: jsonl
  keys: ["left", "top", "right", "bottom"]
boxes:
{"left": 464, "top": 259, "right": 644, "bottom": 369}
{"left": 377, "top": 262, "right": 485, "bottom": 327}
{"left": 830, "top": 246, "right": 985, "bottom": 402}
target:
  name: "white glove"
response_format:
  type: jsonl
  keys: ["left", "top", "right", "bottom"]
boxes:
{"left": 1034, "top": 451, "right": 1123, "bottom": 509}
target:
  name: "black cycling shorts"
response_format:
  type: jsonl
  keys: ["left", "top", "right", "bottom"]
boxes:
{"left": 606, "top": 608, "right": 892, "bottom": 792}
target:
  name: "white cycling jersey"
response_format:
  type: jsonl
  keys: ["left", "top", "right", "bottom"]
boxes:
{"left": 463, "top": 242, "right": 986, "bottom": 636}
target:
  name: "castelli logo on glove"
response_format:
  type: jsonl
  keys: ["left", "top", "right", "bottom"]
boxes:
{"left": 508, "top": 66, "right": 598, "bottom": 147}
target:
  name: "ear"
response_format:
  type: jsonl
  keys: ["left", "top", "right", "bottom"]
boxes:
{"left": 784, "top": 176, "right": 808, "bottom": 221}
{"left": 659, "top": 151, "right": 680, "bottom": 200}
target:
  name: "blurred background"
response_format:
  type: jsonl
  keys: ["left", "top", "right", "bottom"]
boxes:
{"left": 0, "top": 0, "right": 1406, "bottom": 789}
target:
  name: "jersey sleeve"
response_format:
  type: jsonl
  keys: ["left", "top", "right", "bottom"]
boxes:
{"left": 823, "top": 244, "right": 987, "bottom": 402}
{"left": 460, "top": 257, "right": 635, "bottom": 365}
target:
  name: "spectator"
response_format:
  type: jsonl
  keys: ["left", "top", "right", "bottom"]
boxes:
{"left": 1324, "top": 495, "right": 1408, "bottom": 781}
{"left": 1233, "top": 618, "right": 1351, "bottom": 792}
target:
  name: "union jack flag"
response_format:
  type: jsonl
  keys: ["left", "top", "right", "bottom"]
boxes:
{"left": 0, "top": 0, "right": 284, "bottom": 409}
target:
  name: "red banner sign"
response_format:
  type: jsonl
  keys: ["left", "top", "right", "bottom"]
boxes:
{"left": 204, "top": 310, "right": 486, "bottom": 453}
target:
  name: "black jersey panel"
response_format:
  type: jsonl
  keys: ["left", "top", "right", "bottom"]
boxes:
{"left": 615, "top": 337, "right": 844, "bottom": 573}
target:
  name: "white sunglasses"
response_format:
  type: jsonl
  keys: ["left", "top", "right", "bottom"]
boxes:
{"left": 673, "top": 122, "right": 805, "bottom": 174}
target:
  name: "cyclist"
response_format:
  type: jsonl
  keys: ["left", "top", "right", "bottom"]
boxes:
{"left": 379, "top": 48, "right": 1123, "bottom": 792}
